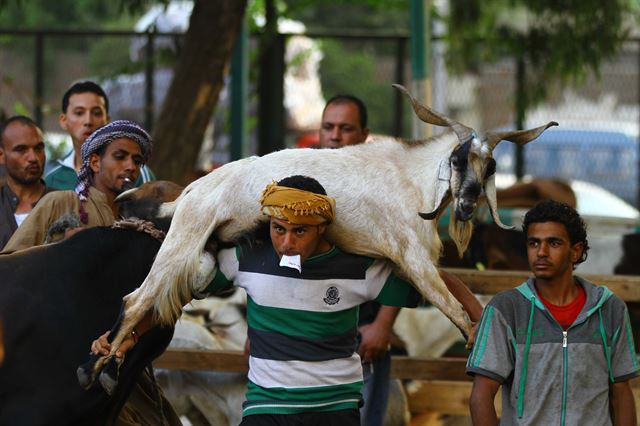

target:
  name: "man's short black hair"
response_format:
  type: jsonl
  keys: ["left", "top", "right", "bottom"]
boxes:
{"left": 0, "top": 115, "right": 40, "bottom": 148}
{"left": 277, "top": 175, "right": 327, "bottom": 195}
{"left": 61, "top": 81, "right": 109, "bottom": 113}
{"left": 523, "top": 200, "right": 589, "bottom": 265}
{"left": 324, "top": 94, "right": 368, "bottom": 129}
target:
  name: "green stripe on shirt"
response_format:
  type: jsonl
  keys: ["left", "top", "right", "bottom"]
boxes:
{"left": 243, "top": 380, "right": 362, "bottom": 415}
{"left": 247, "top": 296, "right": 358, "bottom": 339}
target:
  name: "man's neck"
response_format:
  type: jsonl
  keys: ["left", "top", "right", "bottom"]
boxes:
{"left": 312, "top": 239, "right": 333, "bottom": 257}
{"left": 6, "top": 178, "right": 45, "bottom": 214}
{"left": 534, "top": 273, "right": 579, "bottom": 306}
{"left": 73, "top": 143, "right": 83, "bottom": 172}
{"left": 90, "top": 185, "right": 119, "bottom": 217}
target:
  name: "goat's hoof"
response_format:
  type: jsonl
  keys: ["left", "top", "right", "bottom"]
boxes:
{"left": 77, "top": 353, "right": 104, "bottom": 389}
{"left": 98, "top": 356, "right": 121, "bottom": 395}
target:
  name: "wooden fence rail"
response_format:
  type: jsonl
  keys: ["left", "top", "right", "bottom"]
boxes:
{"left": 154, "top": 268, "right": 640, "bottom": 420}
{"left": 154, "top": 349, "right": 470, "bottom": 381}
{"left": 443, "top": 268, "right": 640, "bottom": 301}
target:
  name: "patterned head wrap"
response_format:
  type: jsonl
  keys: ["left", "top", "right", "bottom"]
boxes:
{"left": 74, "top": 120, "right": 152, "bottom": 223}
{"left": 260, "top": 181, "right": 336, "bottom": 225}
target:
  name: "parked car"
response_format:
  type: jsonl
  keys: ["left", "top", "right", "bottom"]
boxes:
{"left": 492, "top": 128, "right": 639, "bottom": 206}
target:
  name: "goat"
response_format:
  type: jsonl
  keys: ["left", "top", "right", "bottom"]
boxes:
{"left": 90, "top": 85, "right": 556, "bottom": 386}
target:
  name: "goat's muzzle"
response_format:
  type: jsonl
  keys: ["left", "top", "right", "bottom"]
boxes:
{"left": 456, "top": 199, "right": 477, "bottom": 221}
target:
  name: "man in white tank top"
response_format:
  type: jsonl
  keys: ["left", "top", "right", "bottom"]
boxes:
{"left": 0, "top": 116, "right": 51, "bottom": 250}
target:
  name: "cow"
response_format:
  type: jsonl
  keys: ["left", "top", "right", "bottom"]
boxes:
{"left": 0, "top": 182, "right": 181, "bottom": 426}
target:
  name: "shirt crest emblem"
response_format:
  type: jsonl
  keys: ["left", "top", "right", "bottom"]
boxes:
{"left": 323, "top": 286, "right": 340, "bottom": 305}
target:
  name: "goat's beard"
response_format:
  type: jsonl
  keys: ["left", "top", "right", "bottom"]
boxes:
{"left": 449, "top": 211, "right": 473, "bottom": 258}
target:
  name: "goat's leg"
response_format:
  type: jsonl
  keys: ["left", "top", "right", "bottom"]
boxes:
{"left": 77, "top": 308, "right": 127, "bottom": 390}
{"left": 104, "top": 248, "right": 218, "bottom": 377}
{"left": 396, "top": 258, "right": 473, "bottom": 338}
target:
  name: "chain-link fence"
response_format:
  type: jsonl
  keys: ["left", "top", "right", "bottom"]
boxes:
{"left": 1, "top": 30, "right": 639, "bottom": 204}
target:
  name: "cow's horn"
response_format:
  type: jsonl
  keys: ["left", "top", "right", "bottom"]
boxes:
{"left": 484, "top": 173, "right": 515, "bottom": 230}
{"left": 484, "top": 121, "right": 558, "bottom": 151}
{"left": 392, "top": 84, "right": 475, "bottom": 143}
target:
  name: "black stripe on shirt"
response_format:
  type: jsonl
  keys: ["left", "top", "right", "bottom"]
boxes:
{"left": 238, "top": 243, "right": 371, "bottom": 280}
{"left": 248, "top": 326, "right": 358, "bottom": 361}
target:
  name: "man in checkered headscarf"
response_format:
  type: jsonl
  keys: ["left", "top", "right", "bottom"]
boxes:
{"left": 2, "top": 120, "right": 153, "bottom": 251}
{"left": 74, "top": 120, "right": 152, "bottom": 223}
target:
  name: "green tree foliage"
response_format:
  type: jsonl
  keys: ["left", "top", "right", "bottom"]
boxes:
{"left": 0, "top": 0, "right": 137, "bottom": 29}
{"left": 283, "top": 0, "right": 408, "bottom": 33}
{"left": 444, "top": 0, "right": 640, "bottom": 108}
{"left": 319, "top": 38, "right": 406, "bottom": 135}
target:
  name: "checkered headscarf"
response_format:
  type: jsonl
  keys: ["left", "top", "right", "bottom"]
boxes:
{"left": 74, "top": 120, "right": 152, "bottom": 223}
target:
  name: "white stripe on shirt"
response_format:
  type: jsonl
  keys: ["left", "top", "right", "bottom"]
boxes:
{"left": 248, "top": 353, "right": 363, "bottom": 388}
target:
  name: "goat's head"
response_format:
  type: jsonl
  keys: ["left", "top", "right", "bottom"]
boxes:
{"left": 393, "top": 84, "right": 557, "bottom": 254}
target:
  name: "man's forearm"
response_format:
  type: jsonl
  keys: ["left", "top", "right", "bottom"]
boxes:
{"left": 610, "top": 381, "right": 637, "bottom": 426}
{"left": 439, "top": 269, "right": 483, "bottom": 322}
{"left": 469, "top": 376, "right": 500, "bottom": 426}
{"left": 470, "top": 400, "right": 499, "bottom": 426}
{"left": 373, "top": 305, "right": 401, "bottom": 330}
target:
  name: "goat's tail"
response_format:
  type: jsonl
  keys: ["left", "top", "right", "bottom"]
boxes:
{"left": 150, "top": 216, "right": 220, "bottom": 326}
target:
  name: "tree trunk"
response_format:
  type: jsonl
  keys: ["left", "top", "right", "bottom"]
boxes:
{"left": 150, "top": 0, "right": 247, "bottom": 184}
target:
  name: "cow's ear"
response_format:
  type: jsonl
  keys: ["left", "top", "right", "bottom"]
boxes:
{"left": 89, "top": 152, "right": 101, "bottom": 173}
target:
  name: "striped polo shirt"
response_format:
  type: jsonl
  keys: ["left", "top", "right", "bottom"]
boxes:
{"left": 205, "top": 242, "right": 421, "bottom": 417}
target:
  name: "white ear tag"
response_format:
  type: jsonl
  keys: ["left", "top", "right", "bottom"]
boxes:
{"left": 280, "top": 254, "right": 302, "bottom": 273}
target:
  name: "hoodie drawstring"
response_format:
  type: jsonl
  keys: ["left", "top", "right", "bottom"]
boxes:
{"left": 517, "top": 296, "right": 536, "bottom": 418}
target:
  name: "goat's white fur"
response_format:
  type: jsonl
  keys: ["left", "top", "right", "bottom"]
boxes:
{"left": 107, "top": 133, "right": 476, "bottom": 363}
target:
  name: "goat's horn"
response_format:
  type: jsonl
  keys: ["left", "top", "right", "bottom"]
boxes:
{"left": 419, "top": 192, "right": 451, "bottom": 221}
{"left": 484, "top": 121, "right": 558, "bottom": 151}
{"left": 419, "top": 209, "right": 440, "bottom": 220}
{"left": 484, "top": 174, "right": 515, "bottom": 230}
{"left": 392, "top": 84, "right": 475, "bottom": 143}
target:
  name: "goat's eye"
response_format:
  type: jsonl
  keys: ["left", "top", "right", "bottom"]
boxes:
{"left": 451, "top": 158, "right": 459, "bottom": 169}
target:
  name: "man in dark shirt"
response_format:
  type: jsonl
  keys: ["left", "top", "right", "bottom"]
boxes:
{"left": 0, "top": 116, "right": 51, "bottom": 250}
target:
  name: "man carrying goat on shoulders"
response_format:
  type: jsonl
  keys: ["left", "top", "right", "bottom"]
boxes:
{"left": 93, "top": 174, "right": 482, "bottom": 426}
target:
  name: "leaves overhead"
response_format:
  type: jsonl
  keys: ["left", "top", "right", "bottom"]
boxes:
{"left": 444, "top": 0, "right": 639, "bottom": 106}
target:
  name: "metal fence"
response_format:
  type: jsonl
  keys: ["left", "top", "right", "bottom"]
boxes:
{"left": 1, "top": 29, "right": 639, "bottom": 205}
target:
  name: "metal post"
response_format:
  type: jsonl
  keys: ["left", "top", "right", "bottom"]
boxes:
{"left": 257, "top": 0, "right": 285, "bottom": 155}
{"left": 230, "top": 18, "right": 248, "bottom": 161}
{"left": 34, "top": 32, "right": 44, "bottom": 127}
{"left": 636, "top": 39, "right": 640, "bottom": 208}
{"left": 515, "top": 56, "right": 526, "bottom": 180}
{"left": 410, "top": 0, "right": 431, "bottom": 139}
{"left": 144, "top": 28, "right": 156, "bottom": 131}
{"left": 393, "top": 37, "right": 406, "bottom": 137}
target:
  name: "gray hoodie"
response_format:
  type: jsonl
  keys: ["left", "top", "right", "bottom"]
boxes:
{"left": 467, "top": 277, "right": 638, "bottom": 425}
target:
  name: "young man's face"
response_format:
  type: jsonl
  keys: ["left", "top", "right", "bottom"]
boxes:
{"left": 0, "top": 122, "right": 45, "bottom": 186}
{"left": 526, "top": 221, "right": 584, "bottom": 282}
{"left": 89, "top": 138, "right": 143, "bottom": 196}
{"left": 59, "top": 92, "right": 109, "bottom": 149}
{"left": 269, "top": 217, "right": 327, "bottom": 264}
{"left": 319, "top": 102, "right": 369, "bottom": 149}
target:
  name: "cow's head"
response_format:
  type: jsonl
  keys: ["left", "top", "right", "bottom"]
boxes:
{"left": 393, "top": 84, "right": 557, "bottom": 255}
{"left": 116, "top": 180, "right": 184, "bottom": 230}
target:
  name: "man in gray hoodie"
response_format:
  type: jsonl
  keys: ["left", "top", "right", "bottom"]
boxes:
{"left": 467, "top": 200, "right": 638, "bottom": 425}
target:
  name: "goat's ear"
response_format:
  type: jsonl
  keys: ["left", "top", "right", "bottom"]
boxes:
{"left": 484, "top": 121, "right": 558, "bottom": 150}
{"left": 392, "top": 84, "right": 475, "bottom": 143}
